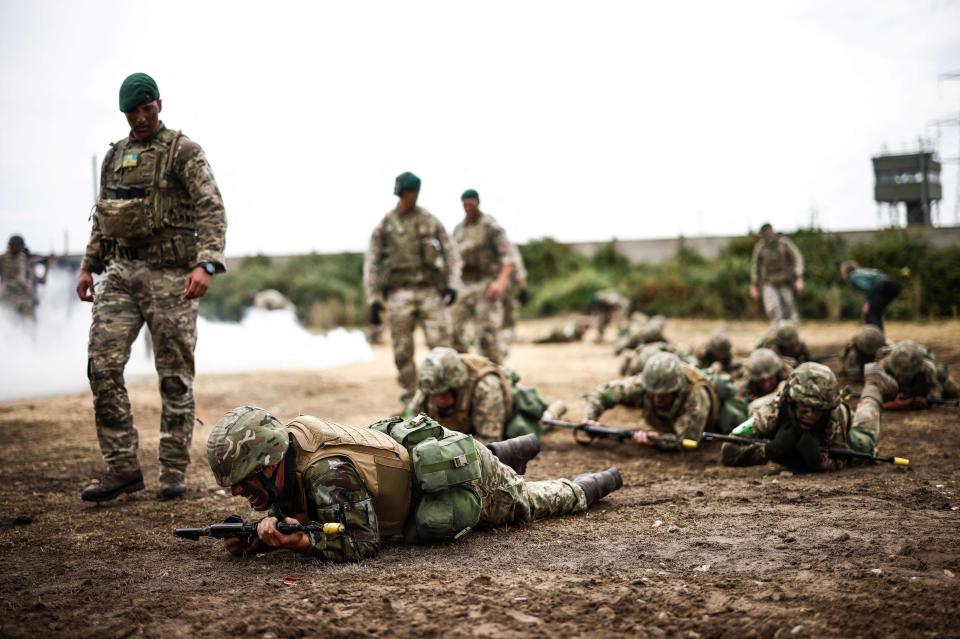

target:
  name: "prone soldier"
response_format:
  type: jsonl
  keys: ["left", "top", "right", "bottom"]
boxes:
{"left": 840, "top": 325, "right": 887, "bottom": 382}
{"left": 880, "top": 340, "right": 959, "bottom": 410}
{"left": 695, "top": 330, "right": 738, "bottom": 374}
{"left": 757, "top": 321, "right": 811, "bottom": 364}
{"left": 205, "top": 407, "right": 622, "bottom": 560}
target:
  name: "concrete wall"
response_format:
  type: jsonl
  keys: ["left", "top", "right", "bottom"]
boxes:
{"left": 219, "top": 225, "right": 960, "bottom": 270}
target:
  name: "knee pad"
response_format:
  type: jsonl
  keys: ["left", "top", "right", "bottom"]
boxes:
{"left": 160, "top": 375, "right": 188, "bottom": 398}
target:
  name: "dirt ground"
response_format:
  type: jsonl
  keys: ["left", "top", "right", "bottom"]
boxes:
{"left": 1, "top": 318, "right": 958, "bottom": 639}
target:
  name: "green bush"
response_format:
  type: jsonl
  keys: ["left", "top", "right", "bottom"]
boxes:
{"left": 201, "top": 228, "right": 959, "bottom": 329}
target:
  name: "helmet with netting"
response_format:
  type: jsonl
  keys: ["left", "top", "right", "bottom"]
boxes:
{"left": 853, "top": 325, "right": 885, "bottom": 359}
{"left": 885, "top": 340, "right": 924, "bottom": 378}
{"left": 418, "top": 347, "right": 468, "bottom": 393}
{"left": 786, "top": 362, "right": 840, "bottom": 410}
{"left": 746, "top": 348, "right": 783, "bottom": 382}
{"left": 207, "top": 406, "right": 289, "bottom": 487}
{"left": 641, "top": 352, "right": 687, "bottom": 395}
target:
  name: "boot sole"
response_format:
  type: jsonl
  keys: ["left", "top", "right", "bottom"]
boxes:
{"left": 81, "top": 479, "right": 145, "bottom": 503}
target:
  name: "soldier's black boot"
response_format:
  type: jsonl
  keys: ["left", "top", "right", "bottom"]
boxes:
{"left": 487, "top": 434, "right": 541, "bottom": 475}
{"left": 573, "top": 468, "right": 623, "bottom": 506}
{"left": 158, "top": 469, "right": 187, "bottom": 500}
{"left": 80, "top": 468, "right": 145, "bottom": 502}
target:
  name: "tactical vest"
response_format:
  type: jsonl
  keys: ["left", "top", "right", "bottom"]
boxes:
{"left": 0, "top": 252, "right": 30, "bottom": 288}
{"left": 646, "top": 365, "right": 719, "bottom": 431}
{"left": 380, "top": 208, "right": 447, "bottom": 290}
{"left": 758, "top": 237, "right": 795, "bottom": 285}
{"left": 428, "top": 354, "right": 513, "bottom": 433}
{"left": 284, "top": 417, "right": 412, "bottom": 537}
{"left": 95, "top": 127, "right": 198, "bottom": 265}
{"left": 456, "top": 214, "right": 501, "bottom": 283}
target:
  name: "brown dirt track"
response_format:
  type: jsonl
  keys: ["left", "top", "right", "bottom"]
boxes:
{"left": 1, "top": 318, "right": 958, "bottom": 639}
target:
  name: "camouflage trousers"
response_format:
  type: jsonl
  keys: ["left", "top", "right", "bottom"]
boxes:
{"left": 0, "top": 285, "right": 35, "bottom": 319}
{"left": 762, "top": 283, "right": 798, "bottom": 324}
{"left": 476, "top": 442, "right": 587, "bottom": 527}
{"left": 498, "top": 289, "right": 517, "bottom": 360}
{"left": 386, "top": 286, "right": 452, "bottom": 401}
{"left": 452, "top": 280, "right": 504, "bottom": 364}
{"left": 87, "top": 260, "right": 198, "bottom": 475}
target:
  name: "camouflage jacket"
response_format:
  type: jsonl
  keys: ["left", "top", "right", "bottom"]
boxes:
{"left": 749, "top": 393, "right": 860, "bottom": 471}
{"left": 82, "top": 123, "right": 227, "bottom": 273}
{"left": 0, "top": 251, "right": 31, "bottom": 291}
{"left": 271, "top": 455, "right": 381, "bottom": 562}
{"left": 363, "top": 206, "right": 461, "bottom": 303}
{"left": 881, "top": 356, "right": 946, "bottom": 400}
{"left": 581, "top": 373, "right": 714, "bottom": 450}
{"left": 750, "top": 235, "right": 804, "bottom": 286}
{"left": 407, "top": 372, "right": 509, "bottom": 441}
{"left": 759, "top": 335, "right": 811, "bottom": 364}
{"left": 453, "top": 212, "right": 514, "bottom": 284}
{"left": 508, "top": 241, "right": 527, "bottom": 283}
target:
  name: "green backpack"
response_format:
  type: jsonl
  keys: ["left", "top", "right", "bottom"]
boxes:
{"left": 501, "top": 366, "right": 548, "bottom": 439}
{"left": 370, "top": 414, "right": 483, "bottom": 543}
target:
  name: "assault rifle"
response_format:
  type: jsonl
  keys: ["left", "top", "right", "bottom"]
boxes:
{"left": 841, "top": 386, "right": 959, "bottom": 408}
{"left": 174, "top": 515, "right": 345, "bottom": 541}
{"left": 542, "top": 418, "right": 699, "bottom": 449}
{"left": 700, "top": 432, "right": 909, "bottom": 466}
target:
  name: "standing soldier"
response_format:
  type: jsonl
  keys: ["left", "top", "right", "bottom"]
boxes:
{"left": 451, "top": 190, "right": 515, "bottom": 363}
{"left": 364, "top": 172, "right": 460, "bottom": 403}
{"left": 0, "top": 235, "right": 35, "bottom": 318}
{"left": 750, "top": 223, "right": 804, "bottom": 324}
{"left": 840, "top": 260, "right": 901, "bottom": 331}
{"left": 76, "top": 73, "right": 227, "bottom": 502}
{"left": 498, "top": 241, "right": 529, "bottom": 360}
{"left": 589, "top": 289, "right": 627, "bottom": 343}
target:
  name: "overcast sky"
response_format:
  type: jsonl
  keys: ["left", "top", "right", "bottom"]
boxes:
{"left": 1, "top": 0, "right": 958, "bottom": 257}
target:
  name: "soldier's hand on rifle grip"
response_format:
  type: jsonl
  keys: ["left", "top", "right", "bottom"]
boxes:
{"left": 258, "top": 516, "right": 311, "bottom": 552}
{"left": 76, "top": 269, "right": 95, "bottom": 302}
{"left": 224, "top": 535, "right": 260, "bottom": 557}
{"left": 631, "top": 431, "right": 655, "bottom": 446}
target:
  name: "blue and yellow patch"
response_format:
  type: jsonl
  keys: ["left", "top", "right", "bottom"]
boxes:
{"left": 121, "top": 151, "right": 140, "bottom": 168}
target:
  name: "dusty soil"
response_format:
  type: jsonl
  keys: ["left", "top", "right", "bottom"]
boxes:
{"left": 1, "top": 318, "right": 958, "bottom": 639}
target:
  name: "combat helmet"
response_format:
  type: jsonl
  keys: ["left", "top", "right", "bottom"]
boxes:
{"left": 704, "top": 330, "right": 732, "bottom": 360}
{"left": 775, "top": 321, "right": 800, "bottom": 348}
{"left": 853, "top": 325, "right": 886, "bottom": 359}
{"left": 885, "top": 340, "right": 924, "bottom": 378}
{"left": 641, "top": 352, "right": 687, "bottom": 395}
{"left": 418, "top": 347, "right": 468, "bottom": 394}
{"left": 746, "top": 348, "right": 783, "bottom": 382}
{"left": 629, "top": 342, "right": 675, "bottom": 376}
{"left": 207, "top": 406, "right": 289, "bottom": 487}
{"left": 786, "top": 362, "right": 840, "bottom": 410}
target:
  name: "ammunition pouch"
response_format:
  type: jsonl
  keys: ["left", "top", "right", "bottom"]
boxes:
{"left": 96, "top": 196, "right": 156, "bottom": 240}
{"left": 371, "top": 414, "right": 482, "bottom": 543}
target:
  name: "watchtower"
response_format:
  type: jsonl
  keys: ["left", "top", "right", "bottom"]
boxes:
{"left": 872, "top": 151, "right": 942, "bottom": 226}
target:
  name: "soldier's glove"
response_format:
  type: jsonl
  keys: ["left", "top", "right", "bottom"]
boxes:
{"left": 795, "top": 431, "right": 823, "bottom": 470}
{"left": 441, "top": 288, "right": 457, "bottom": 306}
{"left": 369, "top": 302, "right": 384, "bottom": 326}
{"left": 764, "top": 422, "right": 801, "bottom": 465}
{"left": 517, "top": 288, "right": 530, "bottom": 306}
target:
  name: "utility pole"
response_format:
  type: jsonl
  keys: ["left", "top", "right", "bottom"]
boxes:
{"left": 931, "top": 72, "right": 960, "bottom": 224}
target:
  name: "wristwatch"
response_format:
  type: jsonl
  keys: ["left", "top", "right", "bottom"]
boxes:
{"left": 199, "top": 262, "right": 216, "bottom": 275}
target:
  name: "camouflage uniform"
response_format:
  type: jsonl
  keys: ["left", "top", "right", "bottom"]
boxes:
{"left": 840, "top": 325, "right": 887, "bottom": 382}
{"left": 757, "top": 322, "right": 811, "bottom": 364}
{"left": 718, "top": 349, "right": 792, "bottom": 434}
{"left": 207, "top": 408, "right": 588, "bottom": 563}
{"left": 533, "top": 318, "right": 590, "bottom": 344}
{"left": 881, "top": 341, "right": 959, "bottom": 401}
{"left": 721, "top": 363, "right": 889, "bottom": 471}
{"left": 364, "top": 206, "right": 460, "bottom": 400}
{"left": 0, "top": 245, "right": 34, "bottom": 318}
{"left": 695, "top": 330, "right": 737, "bottom": 374}
{"left": 451, "top": 212, "right": 515, "bottom": 363}
{"left": 751, "top": 234, "right": 804, "bottom": 323}
{"left": 407, "top": 347, "right": 514, "bottom": 441}
{"left": 83, "top": 123, "right": 226, "bottom": 478}
{"left": 498, "top": 241, "right": 527, "bottom": 360}
{"left": 615, "top": 315, "right": 666, "bottom": 354}
{"left": 582, "top": 353, "right": 718, "bottom": 451}
{"left": 591, "top": 290, "right": 626, "bottom": 343}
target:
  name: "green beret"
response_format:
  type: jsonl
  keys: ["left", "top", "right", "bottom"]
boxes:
{"left": 461, "top": 189, "right": 479, "bottom": 201}
{"left": 394, "top": 172, "right": 421, "bottom": 195}
{"left": 119, "top": 73, "right": 160, "bottom": 112}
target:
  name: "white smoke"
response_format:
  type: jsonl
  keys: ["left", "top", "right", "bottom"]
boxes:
{"left": 0, "top": 266, "right": 373, "bottom": 402}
